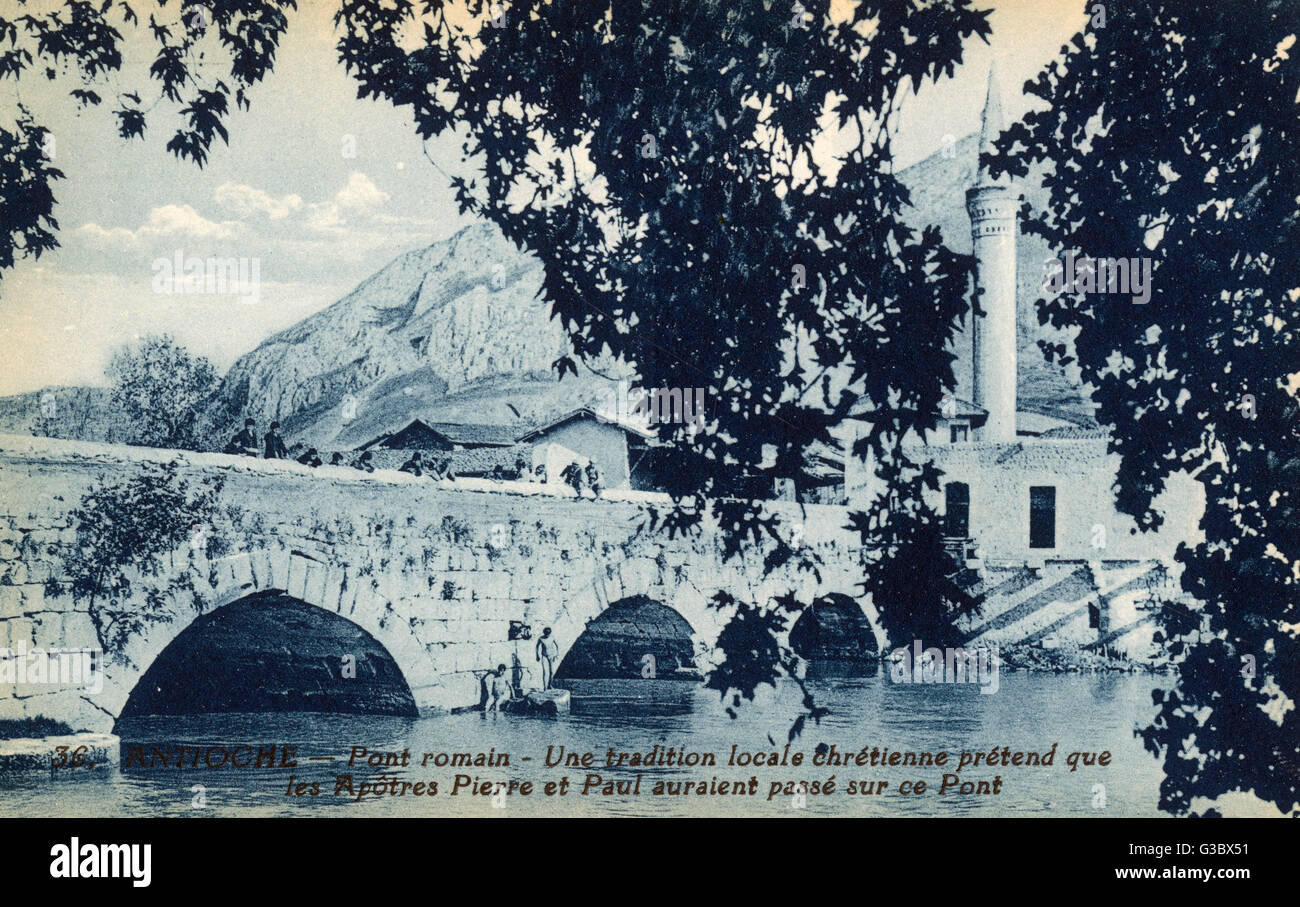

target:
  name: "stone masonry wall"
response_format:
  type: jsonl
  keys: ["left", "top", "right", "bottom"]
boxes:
{"left": 916, "top": 438, "right": 1204, "bottom": 563}
{"left": 0, "top": 434, "right": 870, "bottom": 733}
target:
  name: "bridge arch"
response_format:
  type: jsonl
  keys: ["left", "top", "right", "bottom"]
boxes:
{"left": 789, "top": 593, "right": 881, "bottom": 661}
{"left": 555, "top": 595, "right": 698, "bottom": 681}
{"left": 100, "top": 546, "right": 441, "bottom": 722}
{"left": 540, "top": 559, "right": 887, "bottom": 685}
{"left": 540, "top": 558, "right": 726, "bottom": 684}
{"left": 117, "top": 591, "right": 417, "bottom": 721}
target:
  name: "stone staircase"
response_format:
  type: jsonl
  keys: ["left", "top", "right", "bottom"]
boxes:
{"left": 960, "top": 560, "right": 1167, "bottom": 652}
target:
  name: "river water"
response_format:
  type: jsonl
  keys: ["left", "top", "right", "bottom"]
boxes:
{"left": 0, "top": 670, "right": 1170, "bottom": 817}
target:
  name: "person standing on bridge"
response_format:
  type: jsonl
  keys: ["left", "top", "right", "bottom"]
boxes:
{"left": 399, "top": 451, "right": 424, "bottom": 476}
{"left": 536, "top": 627, "right": 560, "bottom": 689}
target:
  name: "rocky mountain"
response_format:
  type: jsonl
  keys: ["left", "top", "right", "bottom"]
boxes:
{"left": 213, "top": 220, "right": 614, "bottom": 448}
{"left": 1, "top": 130, "right": 1094, "bottom": 448}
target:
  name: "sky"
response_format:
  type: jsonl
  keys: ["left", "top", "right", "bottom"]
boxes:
{"left": 0, "top": 0, "right": 1088, "bottom": 396}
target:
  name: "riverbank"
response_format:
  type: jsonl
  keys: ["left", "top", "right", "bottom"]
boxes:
{"left": 0, "top": 731, "right": 119, "bottom": 773}
{"left": 997, "top": 642, "right": 1169, "bottom": 674}
{"left": 3, "top": 675, "right": 1175, "bottom": 817}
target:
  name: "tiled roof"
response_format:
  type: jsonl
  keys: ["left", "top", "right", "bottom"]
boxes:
{"left": 426, "top": 422, "right": 518, "bottom": 446}
{"left": 805, "top": 439, "right": 846, "bottom": 471}
{"left": 358, "top": 418, "right": 522, "bottom": 451}
{"left": 1038, "top": 425, "right": 1110, "bottom": 440}
{"left": 518, "top": 407, "right": 655, "bottom": 442}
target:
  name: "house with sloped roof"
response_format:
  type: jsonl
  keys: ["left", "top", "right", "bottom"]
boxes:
{"left": 518, "top": 408, "right": 653, "bottom": 490}
{"left": 357, "top": 418, "right": 518, "bottom": 452}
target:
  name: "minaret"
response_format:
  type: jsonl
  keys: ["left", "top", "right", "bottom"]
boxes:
{"left": 966, "top": 65, "right": 1020, "bottom": 442}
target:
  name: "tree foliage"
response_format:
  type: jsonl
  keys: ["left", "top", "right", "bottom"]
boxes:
{"left": 0, "top": 0, "right": 297, "bottom": 293}
{"left": 993, "top": 1, "right": 1299, "bottom": 815}
{"left": 0, "top": 108, "right": 62, "bottom": 273}
{"left": 59, "top": 460, "right": 222, "bottom": 662}
{"left": 107, "top": 333, "right": 218, "bottom": 449}
{"left": 335, "top": 0, "right": 990, "bottom": 719}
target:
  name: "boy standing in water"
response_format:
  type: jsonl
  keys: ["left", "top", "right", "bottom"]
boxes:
{"left": 535, "top": 627, "right": 560, "bottom": 689}
{"left": 486, "top": 664, "right": 513, "bottom": 711}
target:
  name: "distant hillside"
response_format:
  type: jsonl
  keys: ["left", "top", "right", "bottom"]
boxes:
{"left": 1, "top": 129, "right": 1095, "bottom": 447}
{"left": 0, "top": 386, "right": 124, "bottom": 443}
{"left": 210, "top": 219, "right": 625, "bottom": 449}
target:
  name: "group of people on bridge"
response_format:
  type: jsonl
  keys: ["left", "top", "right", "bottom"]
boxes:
{"left": 225, "top": 419, "right": 376, "bottom": 472}
{"left": 224, "top": 419, "right": 604, "bottom": 495}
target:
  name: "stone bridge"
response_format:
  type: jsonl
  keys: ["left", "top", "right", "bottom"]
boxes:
{"left": 0, "top": 435, "right": 878, "bottom": 733}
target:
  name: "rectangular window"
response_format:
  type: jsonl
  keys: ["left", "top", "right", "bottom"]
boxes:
{"left": 1029, "top": 486, "right": 1056, "bottom": 549}
{"left": 945, "top": 482, "right": 970, "bottom": 538}
{"left": 949, "top": 423, "right": 969, "bottom": 444}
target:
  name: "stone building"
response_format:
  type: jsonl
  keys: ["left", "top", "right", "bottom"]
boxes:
{"left": 844, "top": 68, "right": 1203, "bottom": 659}
{"left": 518, "top": 408, "right": 653, "bottom": 490}
{"left": 353, "top": 410, "right": 652, "bottom": 489}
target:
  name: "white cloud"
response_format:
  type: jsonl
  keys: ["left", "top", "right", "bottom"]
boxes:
{"left": 214, "top": 182, "right": 304, "bottom": 220}
{"left": 303, "top": 172, "right": 392, "bottom": 233}
{"left": 334, "top": 171, "right": 390, "bottom": 210}
{"left": 58, "top": 172, "right": 449, "bottom": 300}
{"left": 76, "top": 204, "right": 241, "bottom": 247}
{"left": 139, "top": 204, "right": 240, "bottom": 239}
{"left": 74, "top": 223, "right": 137, "bottom": 244}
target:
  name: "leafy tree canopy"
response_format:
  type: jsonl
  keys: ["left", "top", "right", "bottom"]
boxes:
{"left": 0, "top": 0, "right": 298, "bottom": 285}
{"left": 993, "top": 0, "right": 1299, "bottom": 815}
{"left": 108, "top": 333, "right": 219, "bottom": 449}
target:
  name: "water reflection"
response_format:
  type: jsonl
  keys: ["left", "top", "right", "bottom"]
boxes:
{"left": 559, "top": 678, "right": 698, "bottom": 718}
{"left": 1, "top": 672, "right": 1169, "bottom": 818}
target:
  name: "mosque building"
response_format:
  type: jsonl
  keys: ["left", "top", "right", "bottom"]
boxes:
{"left": 842, "top": 68, "right": 1201, "bottom": 660}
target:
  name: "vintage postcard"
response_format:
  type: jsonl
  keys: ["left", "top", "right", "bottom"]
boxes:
{"left": 0, "top": 0, "right": 1292, "bottom": 881}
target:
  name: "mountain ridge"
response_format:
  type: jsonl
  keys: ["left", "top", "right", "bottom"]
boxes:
{"left": 0, "top": 132, "right": 1095, "bottom": 446}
